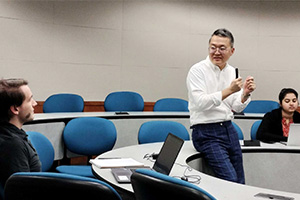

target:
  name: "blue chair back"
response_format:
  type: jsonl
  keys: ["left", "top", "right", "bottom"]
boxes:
{"left": 104, "top": 91, "right": 144, "bottom": 112}
{"left": 153, "top": 98, "right": 189, "bottom": 112}
{"left": 43, "top": 93, "right": 84, "bottom": 113}
{"left": 26, "top": 131, "right": 54, "bottom": 172}
{"left": 138, "top": 121, "right": 190, "bottom": 144}
{"left": 4, "top": 172, "right": 122, "bottom": 200}
{"left": 63, "top": 117, "right": 117, "bottom": 156}
{"left": 232, "top": 122, "right": 244, "bottom": 140}
{"left": 131, "top": 169, "right": 216, "bottom": 200}
{"left": 251, "top": 120, "right": 262, "bottom": 140}
{"left": 243, "top": 100, "right": 279, "bottom": 114}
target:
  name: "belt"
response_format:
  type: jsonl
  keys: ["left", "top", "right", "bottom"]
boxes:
{"left": 191, "top": 120, "right": 231, "bottom": 129}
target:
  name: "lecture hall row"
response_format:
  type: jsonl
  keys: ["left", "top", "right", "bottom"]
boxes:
{"left": 34, "top": 91, "right": 191, "bottom": 113}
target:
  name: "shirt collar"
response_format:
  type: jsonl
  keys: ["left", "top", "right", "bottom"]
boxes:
{"left": 0, "top": 121, "right": 28, "bottom": 140}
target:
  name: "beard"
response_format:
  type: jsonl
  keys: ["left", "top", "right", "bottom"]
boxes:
{"left": 22, "top": 112, "right": 34, "bottom": 124}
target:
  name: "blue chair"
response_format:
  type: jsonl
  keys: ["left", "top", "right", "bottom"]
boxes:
{"left": 0, "top": 132, "right": 54, "bottom": 200}
{"left": 243, "top": 100, "right": 279, "bottom": 114}
{"left": 43, "top": 93, "right": 84, "bottom": 113}
{"left": 251, "top": 120, "right": 262, "bottom": 140}
{"left": 153, "top": 98, "right": 189, "bottom": 112}
{"left": 138, "top": 121, "right": 190, "bottom": 144}
{"left": 131, "top": 169, "right": 216, "bottom": 200}
{"left": 4, "top": 172, "right": 122, "bottom": 200}
{"left": 26, "top": 131, "right": 55, "bottom": 172}
{"left": 56, "top": 117, "right": 117, "bottom": 177}
{"left": 104, "top": 91, "right": 144, "bottom": 112}
{"left": 232, "top": 122, "right": 244, "bottom": 140}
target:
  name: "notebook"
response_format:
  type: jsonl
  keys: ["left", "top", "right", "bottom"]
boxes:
{"left": 111, "top": 133, "right": 184, "bottom": 183}
{"left": 287, "top": 123, "right": 300, "bottom": 146}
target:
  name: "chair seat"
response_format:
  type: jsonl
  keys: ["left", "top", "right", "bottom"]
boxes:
{"left": 56, "top": 165, "right": 95, "bottom": 178}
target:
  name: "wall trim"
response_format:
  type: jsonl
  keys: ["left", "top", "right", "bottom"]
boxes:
{"left": 35, "top": 101, "right": 155, "bottom": 113}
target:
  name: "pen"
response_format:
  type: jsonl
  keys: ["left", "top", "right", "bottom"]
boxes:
{"left": 97, "top": 157, "right": 122, "bottom": 159}
{"left": 235, "top": 68, "right": 239, "bottom": 79}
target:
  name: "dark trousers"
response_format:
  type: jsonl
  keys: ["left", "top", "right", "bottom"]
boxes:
{"left": 192, "top": 121, "right": 245, "bottom": 184}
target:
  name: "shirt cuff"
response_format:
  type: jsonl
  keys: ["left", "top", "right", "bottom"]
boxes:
{"left": 212, "top": 91, "right": 222, "bottom": 106}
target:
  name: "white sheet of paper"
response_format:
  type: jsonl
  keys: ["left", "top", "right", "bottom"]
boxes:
{"left": 90, "top": 158, "right": 144, "bottom": 169}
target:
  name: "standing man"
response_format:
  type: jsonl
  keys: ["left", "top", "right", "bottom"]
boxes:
{"left": 0, "top": 78, "right": 41, "bottom": 187}
{"left": 186, "top": 29, "right": 256, "bottom": 184}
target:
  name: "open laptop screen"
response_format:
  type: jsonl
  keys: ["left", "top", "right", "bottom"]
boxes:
{"left": 287, "top": 123, "right": 300, "bottom": 146}
{"left": 110, "top": 133, "right": 184, "bottom": 183}
{"left": 152, "top": 133, "right": 184, "bottom": 175}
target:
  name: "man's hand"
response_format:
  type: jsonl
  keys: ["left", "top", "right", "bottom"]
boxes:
{"left": 230, "top": 77, "right": 243, "bottom": 93}
{"left": 243, "top": 76, "right": 256, "bottom": 95}
{"left": 241, "top": 76, "right": 256, "bottom": 103}
{"left": 222, "top": 78, "right": 243, "bottom": 100}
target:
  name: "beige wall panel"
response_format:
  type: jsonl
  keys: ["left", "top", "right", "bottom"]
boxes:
{"left": 120, "top": 65, "right": 189, "bottom": 101}
{"left": 123, "top": 1, "right": 190, "bottom": 33}
{"left": 122, "top": 31, "right": 189, "bottom": 68}
{"left": 190, "top": 1, "right": 260, "bottom": 36}
{"left": 0, "top": 19, "right": 54, "bottom": 62}
{"left": 0, "top": 1, "right": 53, "bottom": 23}
{"left": 53, "top": 1, "right": 122, "bottom": 29}
{"left": 0, "top": 60, "right": 121, "bottom": 101}
{"left": 52, "top": 25, "right": 122, "bottom": 66}
{"left": 257, "top": 36, "right": 300, "bottom": 71}
{"left": 259, "top": 1, "right": 300, "bottom": 37}
{"left": 1, "top": 0, "right": 300, "bottom": 102}
{"left": 243, "top": 70, "right": 300, "bottom": 101}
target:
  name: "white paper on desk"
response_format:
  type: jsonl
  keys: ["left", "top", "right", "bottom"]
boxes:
{"left": 90, "top": 158, "right": 145, "bottom": 169}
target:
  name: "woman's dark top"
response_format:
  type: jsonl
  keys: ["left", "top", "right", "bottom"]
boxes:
{"left": 257, "top": 108, "right": 300, "bottom": 142}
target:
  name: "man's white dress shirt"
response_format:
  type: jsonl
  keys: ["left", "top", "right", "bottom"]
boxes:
{"left": 187, "top": 56, "right": 250, "bottom": 126}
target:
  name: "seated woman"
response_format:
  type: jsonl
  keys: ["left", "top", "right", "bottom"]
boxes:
{"left": 257, "top": 88, "right": 300, "bottom": 142}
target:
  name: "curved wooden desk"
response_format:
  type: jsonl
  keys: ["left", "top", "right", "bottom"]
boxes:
{"left": 92, "top": 141, "right": 300, "bottom": 200}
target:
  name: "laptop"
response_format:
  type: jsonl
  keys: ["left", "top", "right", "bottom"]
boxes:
{"left": 287, "top": 123, "right": 300, "bottom": 146}
{"left": 111, "top": 133, "right": 184, "bottom": 183}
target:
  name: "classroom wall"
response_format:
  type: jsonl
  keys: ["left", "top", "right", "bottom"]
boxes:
{"left": 1, "top": 0, "right": 300, "bottom": 102}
